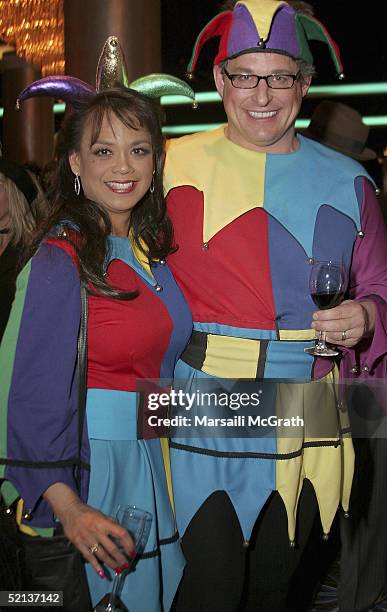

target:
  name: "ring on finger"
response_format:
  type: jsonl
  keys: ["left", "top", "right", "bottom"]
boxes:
{"left": 89, "top": 542, "right": 100, "bottom": 555}
{"left": 341, "top": 330, "right": 347, "bottom": 341}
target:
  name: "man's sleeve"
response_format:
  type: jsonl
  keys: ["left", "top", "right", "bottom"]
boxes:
{"left": 341, "top": 176, "right": 387, "bottom": 380}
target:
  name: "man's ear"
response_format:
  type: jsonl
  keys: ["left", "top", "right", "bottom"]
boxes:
{"left": 68, "top": 150, "right": 80, "bottom": 176}
{"left": 213, "top": 64, "right": 225, "bottom": 98}
{"left": 301, "top": 75, "right": 312, "bottom": 98}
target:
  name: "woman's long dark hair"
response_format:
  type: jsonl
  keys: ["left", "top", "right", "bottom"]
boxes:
{"left": 25, "top": 88, "right": 173, "bottom": 299}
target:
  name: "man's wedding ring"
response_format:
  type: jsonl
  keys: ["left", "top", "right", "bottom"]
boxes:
{"left": 341, "top": 330, "right": 347, "bottom": 341}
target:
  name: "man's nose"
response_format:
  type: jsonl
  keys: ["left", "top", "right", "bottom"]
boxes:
{"left": 250, "top": 78, "right": 272, "bottom": 105}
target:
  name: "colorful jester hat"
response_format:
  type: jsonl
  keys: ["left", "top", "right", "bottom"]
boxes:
{"left": 187, "top": 0, "right": 344, "bottom": 78}
{"left": 16, "top": 36, "right": 196, "bottom": 108}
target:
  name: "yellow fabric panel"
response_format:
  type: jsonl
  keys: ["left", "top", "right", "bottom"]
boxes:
{"left": 238, "top": 0, "right": 287, "bottom": 42}
{"left": 279, "top": 328, "right": 316, "bottom": 341}
{"left": 129, "top": 232, "right": 153, "bottom": 278}
{"left": 202, "top": 334, "right": 260, "bottom": 379}
{"left": 275, "top": 381, "right": 307, "bottom": 542}
{"left": 276, "top": 369, "right": 354, "bottom": 539}
{"left": 160, "top": 438, "right": 175, "bottom": 515}
{"left": 302, "top": 444, "right": 346, "bottom": 536}
{"left": 165, "top": 127, "right": 266, "bottom": 243}
{"left": 16, "top": 499, "right": 38, "bottom": 536}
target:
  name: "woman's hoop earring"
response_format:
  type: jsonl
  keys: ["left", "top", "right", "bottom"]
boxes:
{"left": 149, "top": 169, "right": 155, "bottom": 194}
{"left": 74, "top": 174, "right": 81, "bottom": 196}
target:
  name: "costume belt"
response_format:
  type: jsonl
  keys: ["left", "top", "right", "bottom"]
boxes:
{"left": 180, "top": 329, "right": 316, "bottom": 379}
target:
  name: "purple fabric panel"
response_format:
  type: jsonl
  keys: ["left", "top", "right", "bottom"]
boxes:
{"left": 312, "top": 204, "right": 357, "bottom": 281}
{"left": 227, "top": 4, "right": 299, "bottom": 59}
{"left": 5, "top": 243, "right": 88, "bottom": 527}
{"left": 267, "top": 213, "right": 315, "bottom": 330}
{"left": 266, "top": 5, "right": 299, "bottom": 58}
{"left": 340, "top": 177, "right": 387, "bottom": 379}
{"left": 228, "top": 4, "right": 259, "bottom": 57}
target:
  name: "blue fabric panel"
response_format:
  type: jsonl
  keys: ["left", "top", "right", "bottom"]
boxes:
{"left": 87, "top": 436, "right": 184, "bottom": 612}
{"left": 264, "top": 340, "right": 314, "bottom": 380}
{"left": 264, "top": 136, "right": 365, "bottom": 256}
{"left": 151, "top": 263, "right": 192, "bottom": 379}
{"left": 86, "top": 389, "right": 138, "bottom": 440}
{"left": 106, "top": 236, "right": 156, "bottom": 286}
{"left": 171, "top": 358, "right": 276, "bottom": 541}
{"left": 193, "top": 321, "right": 278, "bottom": 339}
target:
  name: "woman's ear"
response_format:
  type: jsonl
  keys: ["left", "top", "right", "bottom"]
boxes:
{"left": 68, "top": 150, "right": 80, "bottom": 176}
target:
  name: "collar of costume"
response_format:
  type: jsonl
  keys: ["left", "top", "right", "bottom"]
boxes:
{"left": 53, "top": 222, "right": 155, "bottom": 285}
{"left": 105, "top": 235, "right": 155, "bottom": 286}
{"left": 17, "top": 36, "right": 195, "bottom": 107}
{"left": 0, "top": 159, "right": 37, "bottom": 205}
{"left": 187, "top": 0, "right": 344, "bottom": 78}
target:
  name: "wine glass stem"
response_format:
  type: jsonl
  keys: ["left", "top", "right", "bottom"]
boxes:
{"left": 107, "top": 573, "right": 122, "bottom": 611}
{"left": 316, "top": 330, "right": 327, "bottom": 350}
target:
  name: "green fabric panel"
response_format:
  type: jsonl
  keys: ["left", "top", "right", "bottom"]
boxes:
{"left": 1, "top": 479, "right": 19, "bottom": 505}
{"left": 0, "top": 261, "right": 31, "bottom": 479}
{"left": 294, "top": 15, "right": 313, "bottom": 64}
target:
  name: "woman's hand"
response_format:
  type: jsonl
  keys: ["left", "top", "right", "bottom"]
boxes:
{"left": 43, "top": 483, "right": 135, "bottom": 577}
{"left": 311, "top": 299, "right": 376, "bottom": 348}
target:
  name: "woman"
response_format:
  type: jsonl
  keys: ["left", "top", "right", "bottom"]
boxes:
{"left": 0, "top": 88, "right": 192, "bottom": 611}
{"left": 0, "top": 160, "right": 43, "bottom": 342}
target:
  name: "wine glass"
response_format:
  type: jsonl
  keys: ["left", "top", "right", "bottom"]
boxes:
{"left": 94, "top": 505, "right": 152, "bottom": 612}
{"left": 304, "top": 260, "right": 347, "bottom": 357}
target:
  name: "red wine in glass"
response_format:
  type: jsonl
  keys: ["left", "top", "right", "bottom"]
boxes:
{"left": 305, "top": 261, "right": 347, "bottom": 357}
{"left": 311, "top": 291, "right": 345, "bottom": 310}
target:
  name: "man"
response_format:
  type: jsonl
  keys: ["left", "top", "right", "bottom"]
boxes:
{"left": 164, "top": 1, "right": 387, "bottom": 610}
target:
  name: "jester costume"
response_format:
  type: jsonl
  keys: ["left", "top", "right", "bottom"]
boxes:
{"left": 165, "top": 127, "right": 386, "bottom": 541}
{"left": 0, "top": 36, "right": 197, "bottom": 611}
{"left": 0, "top": 230, "right": 192, "bottom": 611}
{"left": 164, "top": 0, "right": 387, "bottom": 609}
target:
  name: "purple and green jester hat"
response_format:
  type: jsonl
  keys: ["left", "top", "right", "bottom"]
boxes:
{"left": 187, "top": 0, "right": 344, "bottom": 78}
{"left": 16, "top": 36, "right": 195, "bottom": 108}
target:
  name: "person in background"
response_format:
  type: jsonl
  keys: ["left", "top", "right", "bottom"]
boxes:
{"left": 0, "top": 160, "right": 43, "bottom": 342}
{"left": 164, "top": 1, "right": 387, "bottom": 610}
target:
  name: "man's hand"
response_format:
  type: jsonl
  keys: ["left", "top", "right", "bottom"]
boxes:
{"left": 311, "top": 299, "right": 376, "bottom": 348}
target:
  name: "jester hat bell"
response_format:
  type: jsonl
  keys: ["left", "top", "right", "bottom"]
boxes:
{"left": 187, "top": 0, "right": 344, "bottom": 77}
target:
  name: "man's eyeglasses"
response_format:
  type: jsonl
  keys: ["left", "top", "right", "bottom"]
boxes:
{"left": 223, "top": 68, "right": 300, "bottom": 90}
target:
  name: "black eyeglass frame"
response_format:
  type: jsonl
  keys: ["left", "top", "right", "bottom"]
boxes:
{"left": 223, "top": 68, "right": 301, "bottom": 90}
